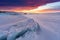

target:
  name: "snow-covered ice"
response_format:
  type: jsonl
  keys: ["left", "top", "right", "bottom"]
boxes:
{"left": 0, "top": 12, "right": 60, "bottom": 40}
{"left": 0, "top": 12, "right": 40, "bottom": 40}
{"left": 24, "top": 13, "right": 60, "bottom": 40}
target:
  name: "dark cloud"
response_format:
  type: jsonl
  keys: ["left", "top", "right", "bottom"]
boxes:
{"left": 0, "top": 0, "right": 38, "bottom": 6}
{"left": 0, "top": 0, "right": 60, "bottom": 7}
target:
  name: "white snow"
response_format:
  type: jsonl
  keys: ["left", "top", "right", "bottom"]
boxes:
{"left": 0, "top": 12, "right": 60, "bottom": 40}
{"left": 24, "top": 13, "right": 60, "bottom": 40}
{"left": 0, "top": 12, "right": 40, "bottom": 40}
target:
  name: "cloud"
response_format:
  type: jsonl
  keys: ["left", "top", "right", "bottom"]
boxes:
{"left": 32, "top": 1, "right": 60, "bottom": 11}
{"left": 0, "top": 0, "right": 60, "bottom": 7}
{"left": 0, "top": 1, "right": 60, "bottom": 13}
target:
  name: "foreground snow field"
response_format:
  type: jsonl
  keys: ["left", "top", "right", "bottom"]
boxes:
{"left": 24, "top": 13, "right": 60, "bottom": 40}
{"left": 0, "top": 12, "right": 60, "bottom": 40}
{"left": 0, "top": 13, "right": 40, "bottom": 40}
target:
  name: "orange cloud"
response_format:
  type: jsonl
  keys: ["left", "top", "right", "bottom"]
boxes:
{"left": 37, "top": 10, "right": 60, "bottom": 13}
{"left": 0, "top": 6, "right": 37, "bottom": 12}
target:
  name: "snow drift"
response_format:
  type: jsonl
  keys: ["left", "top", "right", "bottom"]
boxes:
{"left": 24, "top": 13, "right": 60, "bottom": 40}
{"left": 0, "top": 12, "right": 40, "bottom": 40}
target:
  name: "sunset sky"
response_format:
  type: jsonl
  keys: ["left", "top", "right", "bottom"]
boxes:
{"left": 0, "top": 0, "right": 60, "bottom": 13}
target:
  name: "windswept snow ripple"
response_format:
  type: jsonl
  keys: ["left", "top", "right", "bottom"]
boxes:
{"left": 0, "top": 12, "right": 40, "bottom": 40}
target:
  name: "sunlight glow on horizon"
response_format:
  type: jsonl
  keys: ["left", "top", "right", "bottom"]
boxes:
{"left": 26, "top": 1, "right": 60, "bottom": 13}
{"left": 13, "top": 1, "right": 60, "bottom": 13}
{"left": 0, "top": 2, "right": 60, "bottom": 13}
